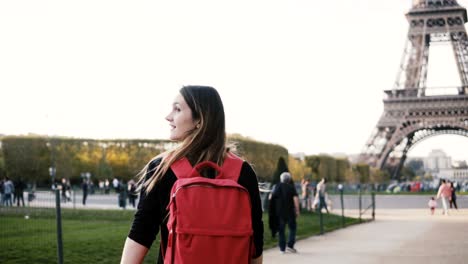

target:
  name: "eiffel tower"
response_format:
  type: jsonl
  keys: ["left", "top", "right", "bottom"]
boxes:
{"left": 360, "top": 0, "right": 468, "bottom": 178}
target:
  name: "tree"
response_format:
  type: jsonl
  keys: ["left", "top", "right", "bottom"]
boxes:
{"left": 305, "top": 155, "right": 320, "bottom": 181}
{"left": 2, "top": 137, "right": 50, "bottom": 185}
{"left": 0, "top": 156, "right": 5, "bottom": 178}
{"left": 369, "top": 167, "right": 390, "bottom": 183}
{"left": 424, "top": 172, "right": 434, "bottom": 181}
{"left": 401, "top": 166, "right": 416, "bottom": 181}
{"left": 272, "top": 157, "right": 289, "bottom": 185}
{"left": 229, "top": 134, "right": 288, "bottom": 181}
{"left": 53, "top": 139, "right": 78, "bottom": 180}
{"left": 353, "top": 164, "right": 370, "bottom": 183}
{"left": 406, "top": 159, "right": 424, "bottom": 176}
{"left": 317, "top": 155, "right": 337, "bottom": 182}
{"left": 288, "top": 156, "right": 311, "bottom": 182}
{"left": 335, "top": 158, "right": 349, "bottom": 183}
{"left": 0, "top": 135, "right": 290, "bottom": 185}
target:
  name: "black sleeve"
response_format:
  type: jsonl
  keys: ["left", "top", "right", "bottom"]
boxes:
{"left": 238, "top": 162, "right": 264, "bottom": 258}
{"left": 127, "top": 158, "right": 162, "bottom": 248}
{"left": 292, "top": 184, "right": 299, "bottom": 197}
{"left": 271, "top": 184, "right": 279, "bottom": 198}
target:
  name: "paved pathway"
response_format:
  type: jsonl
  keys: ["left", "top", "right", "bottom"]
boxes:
{"left": 264, "top": 209, "right": 468, "bottom": 264}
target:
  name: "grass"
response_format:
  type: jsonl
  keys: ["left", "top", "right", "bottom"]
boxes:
{"left": 0, "top": 207, "right": 361, "bottom": 263}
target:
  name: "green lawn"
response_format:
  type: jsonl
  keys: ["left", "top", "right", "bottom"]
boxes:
{"left": 0, "top": 207, "right": 360, "bottom": 263}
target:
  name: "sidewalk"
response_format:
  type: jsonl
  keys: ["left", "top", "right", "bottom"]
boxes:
{"left": 263, "top": 209, "right": 468, "bottom": 264}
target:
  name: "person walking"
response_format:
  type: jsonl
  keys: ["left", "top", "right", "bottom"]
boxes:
{"left": 120, "top": 86, "right": 263, "bottom": 264}
{"left": 301, "top": 178, "right": 311, "bottom": 211}
{"left": 118, "top": 180, "right": 127, "bottom": 209}
{"left": 127, "top": 180, "right": 137, "bottom": 208}
{"left": 271, "top": 172, "right": 300, "bottom": 254}
{"left": 61, "top": 178, "right": 72, "bottom": 203}
{"left": 315, "top": 178, "right": 329, "bottom": 213}
{"left": 428, "top": 197, "right": 437, "bottom": 215}
{"left": 82, "top": 179, "right": 89, "bottom": 206}
{"left": 105, "top": 179, "right": 110, "bottom": 194}
{"left": 449, "top": 181, "right": 458, "bottom": 210}
{"left": 14, "top": 178, "right": 26, "bottom": 207}
{"left": 0, "top": 179, "right": 4, "bottom": 205}
{"left": 436, "top": 179, "right": 451, "bottom": 215}
{"left": 112, "top": 178, "right": 119, "bottom": 193}
{"left": 3, "top": 177, "right": 14, "bottom": 207}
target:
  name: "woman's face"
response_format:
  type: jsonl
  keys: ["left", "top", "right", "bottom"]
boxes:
{"left": 166, "top": 93, "right": 198, "bottom": 141}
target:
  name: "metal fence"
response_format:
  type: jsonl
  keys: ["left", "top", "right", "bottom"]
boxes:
{"left": 260, "top": 183, "right": 376, "bottom": 235}
{"left": 0, "top": 186, "right": 139, "bottom": 264}
{"left": 2, "top": 183, "right": 375, "bottom": 263}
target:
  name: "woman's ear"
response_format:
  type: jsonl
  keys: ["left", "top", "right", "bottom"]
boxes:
{"left": 195, "top": 119, "right": 201, "bottom": 129}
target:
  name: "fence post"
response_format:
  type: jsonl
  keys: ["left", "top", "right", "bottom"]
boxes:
{"left": 73, "top": 185, "right": 76, "bottom": 210}
{"left": 55, "top": 189, "right": 64, "bottom": 264}
{"left": 372, "top": 191, "right": 376, "bottom": 221}
{"left": 319, "top": 205, "right": 324, "bottom": 235}
{"left": 358, "top": 185, "right": 362, "bottom": 223}
{"left": 339, "top": 184, "right": 345, "bottom": 228}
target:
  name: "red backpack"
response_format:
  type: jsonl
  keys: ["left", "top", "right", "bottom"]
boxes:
{"left": 164, "top": 153, "right": 254, "bottom": 264}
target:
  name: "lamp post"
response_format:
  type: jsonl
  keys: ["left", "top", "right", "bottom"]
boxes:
{"left": 49, "top": 166, "right": 56, "bottom": 189}
{"left": 49, "top": 165, "right": 63, "bottom": 264}
{"left": 338, "top": 184, "right": 345, "bottom": 227}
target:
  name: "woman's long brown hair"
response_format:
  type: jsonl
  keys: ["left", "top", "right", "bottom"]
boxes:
{"left": 139, "top": 85, "right": 229, "bottom": 193}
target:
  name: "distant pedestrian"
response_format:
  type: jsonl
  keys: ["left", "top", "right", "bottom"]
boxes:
{"left": 127, "top": 180, "right": 137, "bottom": 208}
{"left": 301, "top": 178, "right": 311, "bottom": 211}
{"left": 89, "top": 180, "right": 95, "bottom": 195}
{"left": 428, "top": 197, "right": 437, "bottom": 215}
{"left": 315, "top": 178, "right": 329, "bottom": 213}
{"left": 118, "top": 180, "right": 127, "bottom": 209}
{"left": 436, "top": 179, "right": 451, "bottom": 215}
{"left": 3, "top": 177, "right": 14, "bottom": 207}
{"left": 61, "top": 178, "right": 71, "bottom": 203}
{"left": 271, "top": 172, "right": 300, "bottom": 254}
{"left": 104, "top": 179, "right": 110, "bottom": 194}
{"left": 14, "top": 178, "right": 26, "bottom": 207}
{"left": 98, "top": 180, "right": 104, "bottom": 194}
{"left": 449, "top": 182, "right": 458, "bottom": 210}
{"left": 112, "top": 178, "right": 119, "bottom": 192}
{"left": 82, "top": 179, "right": 89, "bottom": 205}
{"left": 0, "top": 179, "right": 4, "bottom": 205}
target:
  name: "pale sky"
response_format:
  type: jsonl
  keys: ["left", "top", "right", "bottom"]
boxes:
{"left": 1, "top": 0, "right": 467, "bottom": 162}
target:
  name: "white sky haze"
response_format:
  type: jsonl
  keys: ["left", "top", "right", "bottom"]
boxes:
{"left": 1, "top": 0, "right": 468, "bottom": 162}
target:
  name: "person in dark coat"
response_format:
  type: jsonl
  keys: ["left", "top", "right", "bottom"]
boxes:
{"left": 270, "top": 172, "right": 300, "bottom": 254}
{"left": 14, "top": 178, "right": 26, "bottom": 207}
{"left": 268, "top": 185, "right": 279, "bottom": 238}
{"left": 449, "top": 181, "right": 458, "bottom": 210}
{"left": 82, "top": 179, "right": 89, "bottom": 205}
{"left": 118, "top": 180, "right": 127, "bottom": 209}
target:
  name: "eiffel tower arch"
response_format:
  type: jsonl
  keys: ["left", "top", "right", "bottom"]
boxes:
{"left": 360, "top": 0, "right": 468, "bottom": 178}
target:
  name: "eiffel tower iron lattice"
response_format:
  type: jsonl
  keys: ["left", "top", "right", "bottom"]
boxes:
{"left": 360, "top": 0, "right": 468, "bottom": 178}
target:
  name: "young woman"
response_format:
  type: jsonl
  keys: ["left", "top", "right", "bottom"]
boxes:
{"left": 120, "top": 85, "right": 263, "bottom": 264}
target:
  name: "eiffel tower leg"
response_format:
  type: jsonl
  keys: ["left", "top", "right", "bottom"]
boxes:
{"left": 451, "top": 30, "right": 468, "bottom": 93}
{"left": 392, "top": 135, "right": 414, "bottom": 180}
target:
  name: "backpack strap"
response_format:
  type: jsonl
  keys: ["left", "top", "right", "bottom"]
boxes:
{"left": 220, "top": 153, "right": 244, "bottom": 181}
{"left": 170, "top": 158, "right": 193, "bottom": 179}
